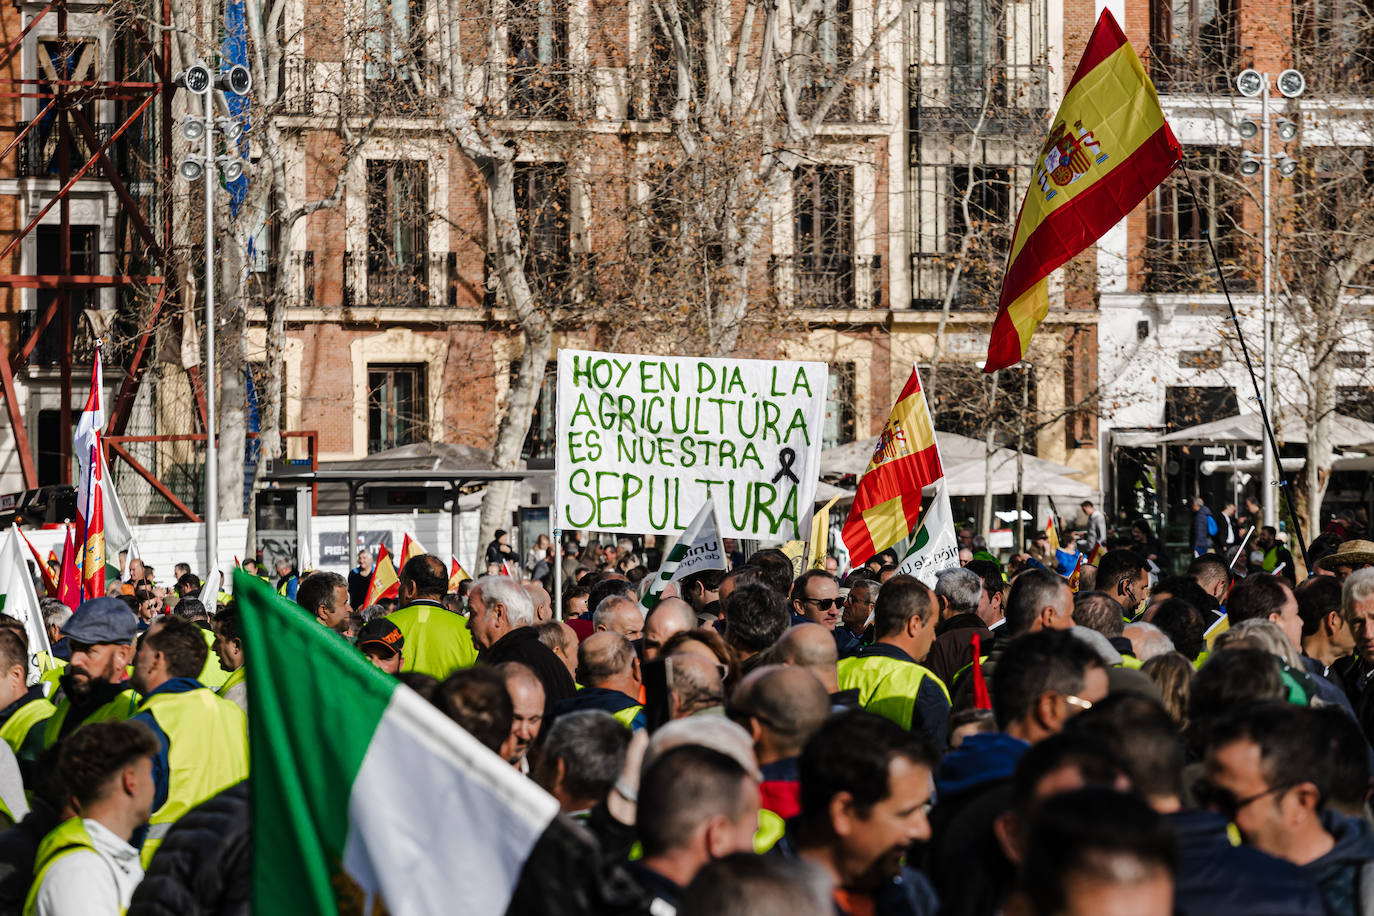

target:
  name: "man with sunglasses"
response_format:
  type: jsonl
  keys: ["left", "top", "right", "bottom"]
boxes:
{"left": 836, "top": 576, "right": 949, "bottom": 748}
{"left": 42, "top": 598, "right": 140, "bottom": 750}
{"left": 1203, "top": 703, "right": 1374, "bottom": 916}
{"left": 790, "top": 571, "right": 859, "bottom": 656}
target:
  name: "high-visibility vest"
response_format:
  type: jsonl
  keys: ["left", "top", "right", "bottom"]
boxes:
{"left": 837, "top": 654, "right": 950, "bottom": 732}
{"left": 22, "top": 818, "right": 127, "bottom": 916}
{"left": 43, "top": 688, "right": 139, "bottom": 749}
{"left": 611, "top": 705, "right": 644, "bottom": 729}
{"left": 197, "top": 629, "right": 230, "bottom": 691}
{"left": 37, "top": 660, "right": 65, "bottom": 697}
{"left": 134, "top": 687, "right": 249, "bottom": 867}
{"left": 1119, "top": 655, "right": 1144, "bottom": 670}
{"left": 387, "top": 602, "right": 478, "bottom": 679}
{"left": 0, "top": 696, "right": 55, "bottom": 760}
{"left": 755, "top": 809, "right": 786, "bottom": 853}
{"left": 216, "top": 666, "right": 247, "bottom": 700}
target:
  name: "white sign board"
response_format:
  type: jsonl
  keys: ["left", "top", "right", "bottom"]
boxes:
{"left": 555, "top": 349, "right": 828, "bottom": 539}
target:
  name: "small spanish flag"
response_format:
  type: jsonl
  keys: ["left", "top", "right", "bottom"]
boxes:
{"left": 1045, "top": 516, "right": 1060, "bottom": 553}
{"left": 363, "top": 544, "right": 400, "bottom": 606}
{"left": 1087, "top": 543, "right": 1107, "bottom": 566}
{"left": 448, "top": 558, "right": 471, "bottom": 592}
{"left": 985, "top": 10, "right": 1179, "bottom": 372}
{"left": 399, "top": 534, "right": 427, "bottom": 569}
{"left": 840, "top": 366, "right": 944, "bottom": 566}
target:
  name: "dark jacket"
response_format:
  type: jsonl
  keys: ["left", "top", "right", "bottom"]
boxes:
{"left": 1168, "top": 808, "right": 1327, "bottom": 916}
{"left": 1303, "top": 810, "right": 1374, "bottom": 916}
{"left": 1192, "top": 506, "right": 1215, "bottom": 555}
{"left": 551, "top": 686, "right": 645, "bottom": 730}
{"left": 926, "top": 613, "right": 992, "bottom": 688}
{"left": 128, "top": 782, "right": 250, "bottom": 916}
{"left": 480, "top": 626, "right": 577, "bottom": 717}
{"left": 1337, "top": 656, "right": 1374, "bottom": 748}
{"left": 347, "top": 567, "right": 370, "bottom": 610}
{"left": 0, "top": 798, "right": 60, "bottom": 916}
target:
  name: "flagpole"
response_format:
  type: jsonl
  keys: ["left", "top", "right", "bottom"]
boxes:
{"left": 1180, "top": 164, "right": 1310, "bottom": 572}
{"left": 204, "top": 84, "right": 219, "bottom": 587}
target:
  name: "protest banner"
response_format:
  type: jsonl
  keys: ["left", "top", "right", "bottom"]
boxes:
{"left": 641, "top": 500, "right": 726, "bottom": 610}
{"left": 896, "top": 479, "right": 960, "bottom": 587}
{"left": 555, "top": 349, "right": 828, "bottom": 539}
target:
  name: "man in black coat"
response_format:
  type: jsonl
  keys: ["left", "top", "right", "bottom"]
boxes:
{"left": 469, "top": 576, "right": 576, "bottom": 716}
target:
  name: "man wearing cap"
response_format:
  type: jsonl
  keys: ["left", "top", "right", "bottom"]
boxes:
{"left": 387, "top": 555, "right": 478, "bottom": 679}
{"left": 357, "top": 619, "right": 405, "bottom": 675}
{"left": 128, "top": 614, "right": 248, "bottom": 867}
{"left": 43, "top": 598, "right": 140, "bottom": 750}
{"left": 1319, "top": 539, "right": 1374, "bottom": 583}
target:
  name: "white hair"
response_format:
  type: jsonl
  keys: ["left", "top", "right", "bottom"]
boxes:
{"left": 593, "top": 595, "right": 643, "bottom": 630}
{"left": 1344, "top": 568, "right": 1374, "bottom": 617}
{"left": 473, "top": 575, "right": 535, "bottom": 627}
{"left": 1215, "top": 618, "right": 1304, "bottom": 669}
{"left": 1122, "top": 621, "right": 1175, "bottom": 662}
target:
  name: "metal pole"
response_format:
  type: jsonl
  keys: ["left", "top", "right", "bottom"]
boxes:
{"left": 204, "top": 89, "right": 219, "bottom": 579}
{"left": 451, "top": 482, "right": 461, "bottom": 574}
{"left": 1260, "top": 76, "right": 1277, "bottom": 529}
{"left": 554, "top": 528, "right": 563, "bottom": 620}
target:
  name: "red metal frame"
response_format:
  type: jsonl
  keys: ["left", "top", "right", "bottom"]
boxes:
{"left": 103, "top": 431, "right": 320, "bottom": 523}
{"left": 0, "top": 0, "right": 175, "bottom": 492}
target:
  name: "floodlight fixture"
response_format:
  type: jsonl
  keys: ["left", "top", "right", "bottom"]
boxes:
{"left": 215, "top": 117, "right": 244, "bottom": 141}
{"left": 1277, "top": 69, "right": 1306, "bottom": 98}
{"left": 1237, "top": 118, "right": 1260, "bottom": 139}
{"left": 181, "top": 115, "right": 205, "bottom": 142}
{"left": 1276, "top": 154, "right": 1299, "bottom": 178}
{"left": 1239, "top": 151, "right": 1263, "bottom": 176}
{"left": 1276, "top": 118, "right": 1299, "bottom": 142}
{"left": 1236, "top": 69, "right": 1265, "bottom": 97}
{"left": 179, "top": 155, "right": 205, "bottom": 181}
{"left": 218, "top": 157, "right": 246, "bottom": 182}
{"left": 218, "top": 65, "right": 252, "bottom": 96}
{"left": 175, "top": 63, "right": 212, "bottom": 95}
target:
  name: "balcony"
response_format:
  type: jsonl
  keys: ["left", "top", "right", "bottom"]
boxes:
{"left": 911, "top": 250, "right": 1005, "bottom": 310}
{"left": 1148, "top": 50, "right": 1236, "bottom": 95}
{"left": 344, "top": 251, "right": 458, "bottom": 308}
{"left": 787, "top": 255, "right": 883, "bottom": 309}
{"left": 506, "top": 63, "right": 572, "bottom": 119}
{"left": 343, "top": 61, "right": 440, "bottom": 117}
{"left": 910, "top": 64, "right": 1049, "bottom": 131}
{"left": 279, "top": 58, "right": 314, "bottom": 114}
{"left": 15, "top": 120, "right": 123, "bottom": 179}
{"left": 1143, "top": 239, "right": 1254, "bottom": 293}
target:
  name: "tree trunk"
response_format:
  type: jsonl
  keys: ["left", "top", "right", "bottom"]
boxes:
{"left": 980, "top": 373, "right": 999, "bottom": 536}
{"left": 476, "top": 157, "right": 553, "bottom": 559}
{"left": 1306, "top": 335, "right": 1337, "bottom": 534}
{"left": 217, "top": 215, "right": 248, "bottom": 521}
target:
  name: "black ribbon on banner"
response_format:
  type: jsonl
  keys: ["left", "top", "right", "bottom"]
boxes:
{"left": 772, "top": 447, "right": 799, "bottom": 485}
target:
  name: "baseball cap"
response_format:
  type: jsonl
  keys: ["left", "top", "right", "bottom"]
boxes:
{"left": 62, "top": 597, "right": 139, "bottom": 645}
{"left": 357, "top": 619, "right": 404, "bottom": 658}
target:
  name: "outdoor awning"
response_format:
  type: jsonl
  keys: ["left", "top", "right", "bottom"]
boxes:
{"left": 1151, "top": 410, "right": 1374, "bottom": 448}
{"left": 821, "top": 432, "right": 1084, "bottom": 480}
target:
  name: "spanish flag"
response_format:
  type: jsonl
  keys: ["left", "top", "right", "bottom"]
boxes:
{"left": 985, "top": 10, "right": 1179, "bottom": 372}
{"left": 840, "top": 366, "right": 944, "bottom": 566}
{"left": 449, "top": 558, "right": 471, "bottom": 592}
{"left": 400, "top": 533, "right": 427, "bottom": 568}
{"left": 363, "top": 544, "right": 400, "bottom": 606}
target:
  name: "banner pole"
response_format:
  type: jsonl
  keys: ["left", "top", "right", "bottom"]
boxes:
{"left": 1179, "top": 163, "right": 1310, "bottom": 572}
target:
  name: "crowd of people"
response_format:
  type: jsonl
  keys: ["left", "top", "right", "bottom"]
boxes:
{"left": 4, "top": 514, "right": 1374, "bottom": 915}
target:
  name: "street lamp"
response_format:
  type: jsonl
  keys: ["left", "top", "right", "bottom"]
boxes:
{"left": 1234, "top": 67, "right": 1303, "bottom": 529}
{"left": 176, "top": 60, "right": 252, "bottom": 581}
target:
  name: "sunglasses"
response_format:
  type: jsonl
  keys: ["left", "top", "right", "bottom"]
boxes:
{"left": 803, "top": 597, "right": 838, "bottom": 610}
{"left": 1192, "top": 779, "right": 1297, "bottom": 819}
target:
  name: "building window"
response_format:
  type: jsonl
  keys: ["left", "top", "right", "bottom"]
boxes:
{"left": 1178, "top": 349, "right": 1224, "bottom": 369}
{"left": 798, "top": 0, "right": 854, "bottom": 121}
{"left": 823, "top": 363, "right": 856, "bottom": 449}
{"left": 794, "top": 165, "right": 854, "bottom": 308}
{"left": 507, "top": 0, "right": 568, "bottom": 117}
{"left": 365, "top": 159, "right": 429, "bottom": 307}
{"left": 367, "top": 364, "right": 427, "bottom": 452}
{"left": 513, "top": 162, "right": 571, "bottom": 298}
{"left": 1146, "top": 149, "right": 1249, "bottom": 292}
{"left": 362, "top": 0, "right": 431, "bottom": 112}
{"left": 914, "top": 165, "right": 1010, "bottom": 309}
{"left": 644, "top": 4, "right": 704, "bottom": 119}
{"left": 1164, "top": 385, "right": 1238, "bottom": 430}
{"left": 1339, "top": 385, "right": 1374, "bottom": 422}
{"left": 945, "top": 0, "right": 1003, "bottom": 101}
{"left": 518, "top": 363, "right": 557, "bottom": 461}
{"left": 1293, "top": 0, "right": 1374, "bottom": 91}
{"left": 1150, "top": 0, "right": 1235, "bottom": 92}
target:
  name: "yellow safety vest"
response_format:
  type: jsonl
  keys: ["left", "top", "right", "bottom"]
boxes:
{"left": 837, "top": 653, "right": 950, "bottom": 733}
{"left": 1119, "top": 655, "right": 1144, "bottom": 670}
{"left": 134, "top": 687, "right": 249, "bottom": 868}
{"left": 43, "top": 688, "right": 139, "bottom": 749}
{"left": 22, "top": 818, "right": 127, "bottom": 916}
{"left": 0, "top": 696, "right": 55, "bottom": 761}
{"left": 387, "top": 603, "right": 478, "bottom": 679}
{"left": 755, "top": 809, "right": 786, "bottom": 853}
{"left": 216, "top": 666, "right": 247, "bottom": 700}
{"left": 197, "top": 629, "right": 230, "bottom": 691}
{"left": 611, "top": 705, "right": 644, "bottom": 729}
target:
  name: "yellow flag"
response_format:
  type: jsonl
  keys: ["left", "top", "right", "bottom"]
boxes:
{"left": 781, "top": 540, "right": 807, "bottom": 579}
{"left": 807, "top": 495, "right": 843, "bottom": 572}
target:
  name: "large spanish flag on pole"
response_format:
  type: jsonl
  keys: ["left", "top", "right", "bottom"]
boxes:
{"left": 840, "top": 366, "right": 945, "bottom": 566}
{"left": 75, "top": 349, "right": 106, "bottom": 599}
{"left": 985, "top": 9, "right": 1180, "bottom": 372}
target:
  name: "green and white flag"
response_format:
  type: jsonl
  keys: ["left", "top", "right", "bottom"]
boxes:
{"left": 896, "top": 479, "right": 959, "bottom": 588}
{"left": 641, "top": 499, "right": 726, "bottom": 610}
{"left": 234, "top": 571, "right": 627, "bottom": 915}
{"left": 0, "top": 525, "right": 51, "bottom": 683}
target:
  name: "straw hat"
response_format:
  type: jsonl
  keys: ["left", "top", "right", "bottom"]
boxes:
{"left": 1316, "top": 539, "right": 1374, "bottom": 572}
